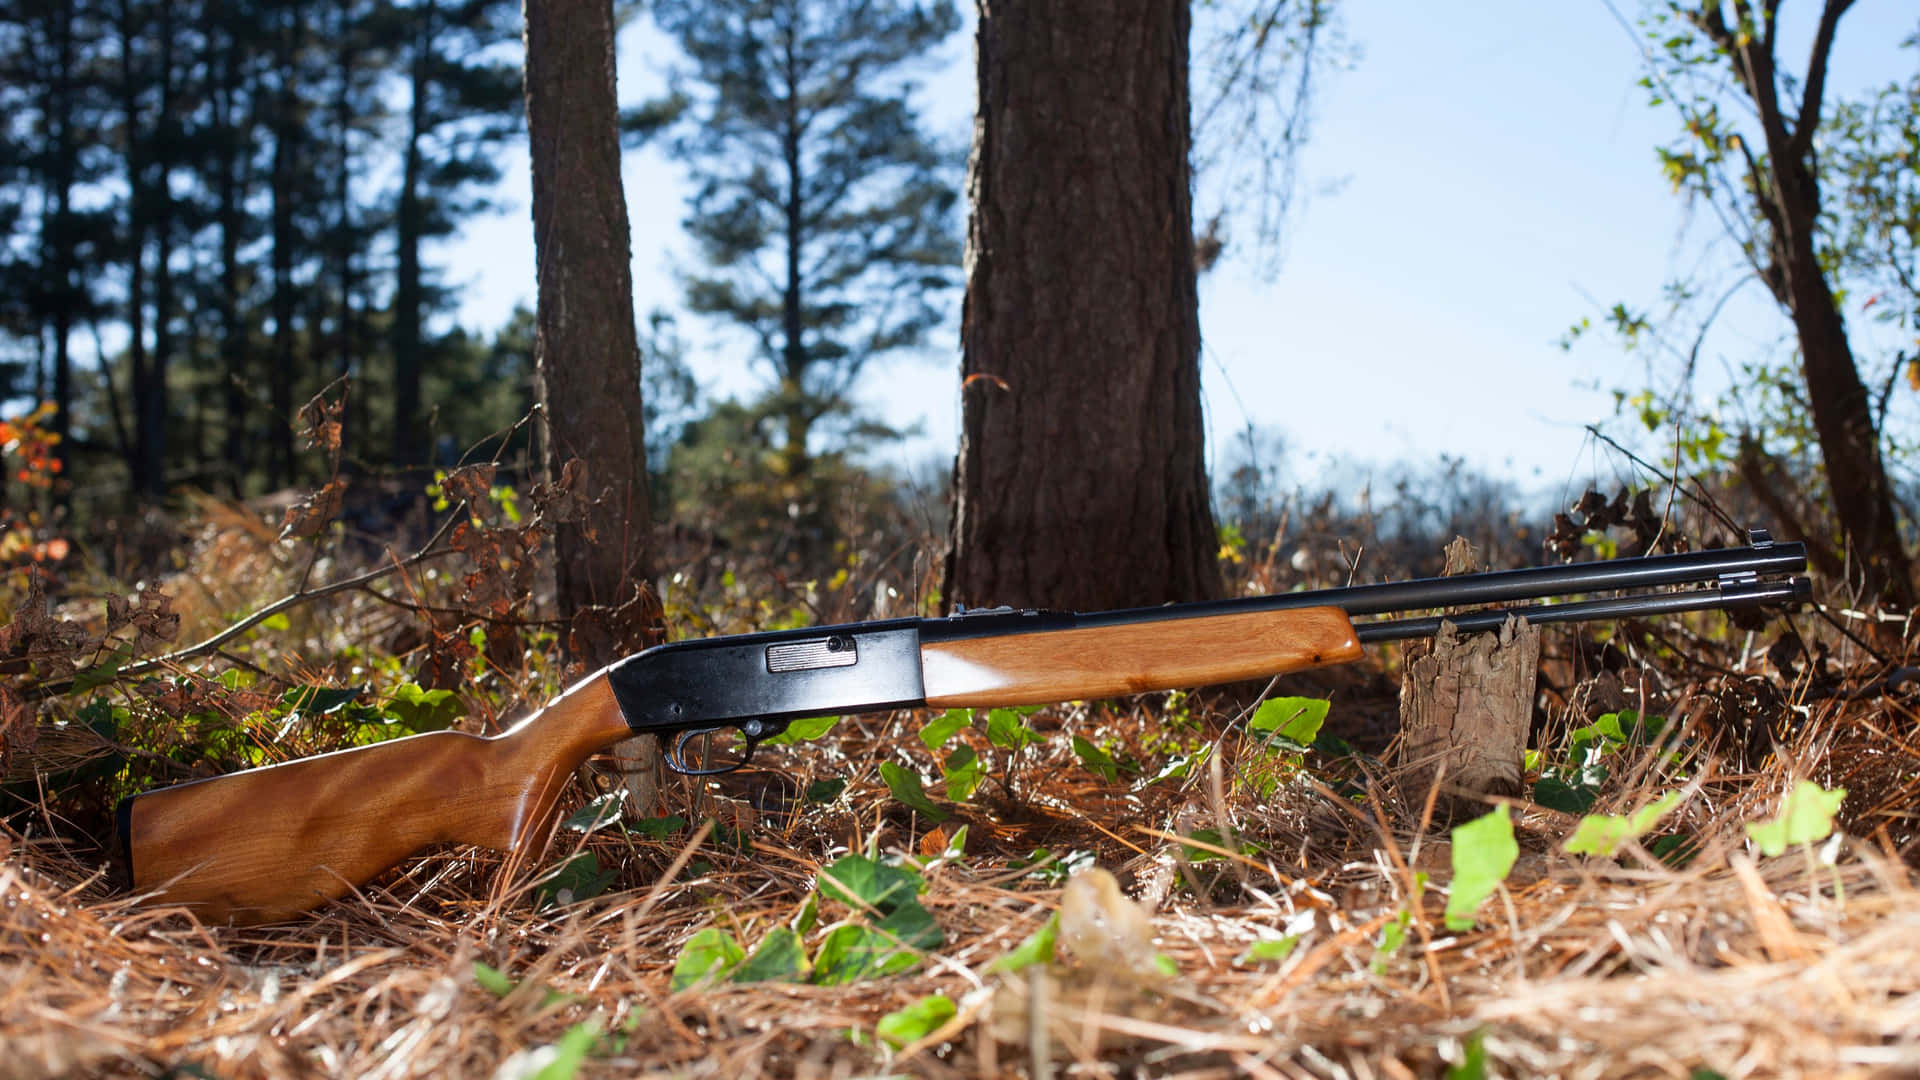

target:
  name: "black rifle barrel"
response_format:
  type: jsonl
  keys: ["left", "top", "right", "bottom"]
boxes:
{"left": 1066, "top": 540, "right": 1807, "bottom": 632}
{"left": 1351, "top": 575, "right": 1811, "bottom": 643}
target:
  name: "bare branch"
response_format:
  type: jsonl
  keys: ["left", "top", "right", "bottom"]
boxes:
{"left": 1789, "top": 0, "right": 1855, "bottom": 162}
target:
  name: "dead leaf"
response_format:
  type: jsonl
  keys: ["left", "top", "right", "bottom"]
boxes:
{"left": 441, "top": 464, "right": 497, "bottom": 516}
{"left": 130, "top": 588, "right": 180, "bottom": 647}
{"left": 297, "top": 386, "right": 345, "bottom": 453}
{"left": 280, "top": 479, "right": 348, "bottom": 540}
{"left": 528, "top": 458, "right": 591, "bottom": 526}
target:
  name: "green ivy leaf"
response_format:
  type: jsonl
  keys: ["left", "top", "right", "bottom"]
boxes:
{"left": 1071, "top": 736, "right": 1120, "bottom": 783}
{"left": 281, "top": 684, "right": 364, "bottom": 718}
{"left": 762, "top": 715, "right": 838, "bottom": 746}
{"left": 670, "top": 927, "right": 745, "bottom": 991}
{"left": 383, "top": 683, "right": 466, "bottom": 732}
{"left": 71, "top": 644, "right": 134, "bottom": 695}
{"left": 1746, "top": 781, "right": 1847, "bottom": 856}
{"left": 1534, "top": 771, "right": 1603, "bottom": 814}
{"left": 732, "top": 927, "right": 809, "bottom": 984}
{"left": 985, "top": 913, "right": 1059, "bottom": 974}
{"left": 1145, "top": 745, "right": 1210, "bottom": 784}
{"left": 804, "top": 778, "right": 847, "bottom": 804}
{"left": 919, "top": 709, "right": 970, "bottom": 751}
{"left": 879, "top": 762, "right": 947, "bottom": 821}
{"left": 526, "top": 1019, "right": 600, "bottom": 1080}
{"left": 1445, "top": 805, "right": 1518, "bottom": 932}
{"left": 1247, "top": 696, "right": 1330, "bottom": 747}
{"left": 562, "top": 792, "right": 626, "bottom": 834}
{"left": 534, "top": 852, "right": 616, "bottom": 909}
{"left": 941, "top": 746, "right": 984, "bottom": 802}
{"left": 1234, "top": 935, "right": 1300, "bottom": 966}
{"left": 629, "top": 814, "right": 688, "bottom": 840}
{"left": 875, "top": 994, "right": 956, "bottom": 1049}
{"left": 473, "top": 961, "right": 516, "bottom": 997}
{"left": 816, "top": 855, "right": 924, "bottom": 915}
{"left": 1564, "top": 791, "right": 1683, "bottom": 856}
{"left": 1446, "top": 1028, "right": 1488, "bottom": 1080}
{"left": 986, "top": 707, "right": 1041, "bottom": 751}
{"left": 812, "top": 901, "right": 943, "bottom": 986}
{"left": 811, "top": 925, "right": 912, "bottom": 984}
{"left": 1373, "top": 910, "right": 1411, "bottom": 973}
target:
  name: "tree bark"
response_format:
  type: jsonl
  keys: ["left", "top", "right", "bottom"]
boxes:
{"left": 1397, "top": 616, "right": 1538, "bottom": 822}
{"left": 946, "top": 0, "right": 1222, "bottom": 612}
{"left": 523, "top": 0, "right": 664, "bottom": 813}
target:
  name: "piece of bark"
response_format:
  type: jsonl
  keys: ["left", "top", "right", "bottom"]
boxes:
{"left": 1397, "top": 614, "right": 1538, "bottom": 820}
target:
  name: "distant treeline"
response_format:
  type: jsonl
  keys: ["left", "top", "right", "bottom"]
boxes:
{"left": 0, "top": 0, "right": 532, "bottom": 505}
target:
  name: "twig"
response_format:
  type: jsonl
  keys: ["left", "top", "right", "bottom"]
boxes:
{"left": 28, "top": 508, "right": 466, "bottom": 699}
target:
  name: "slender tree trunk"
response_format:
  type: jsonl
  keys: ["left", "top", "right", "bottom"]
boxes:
{"left": 1694, "top": 0, "right": 1912, "bottom": 608}
{"left": 946, "top": 0, "right": 1222, "bottom": 612}
{"left": 391, "top": 6, "right": 431, "bottom": 470}
{"left": 1771, "top": 162, "right": 1912, "bottom": 607}
{"left": 523, "top": 0, "right": 663, "bottom": 806}
{"left": 779, "top": 27, "right": 808, "bottom": 479}
{"left": 332, "top": 2, "right": 359, "bottom": 463}
{"left": 143, "top": 0, "right": 177, "bottom": 498}
{"left": 119, "top": 0, "right": 155, "bottom": 497}
{"left": 46, "top": 0, "right": 78, "bottom": 490}
{"left": 268, "top": 5, "right": 301, "bottom": 488}
{"left": 213, "top": 9, "right": 249, "bottom": 494}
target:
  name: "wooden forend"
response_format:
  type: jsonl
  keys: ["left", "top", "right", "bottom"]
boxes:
{"left": 920, "top": 605, "right": 1363, "bottom": 707}
{"left": 120, "top": 670, "right": 633, "bottom": 925}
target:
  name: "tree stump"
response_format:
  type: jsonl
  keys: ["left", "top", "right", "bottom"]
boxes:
{"left": 1397, "top": 613, "right": 1538, "bottom": 820}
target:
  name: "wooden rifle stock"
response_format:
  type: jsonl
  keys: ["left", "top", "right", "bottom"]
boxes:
{"left": 120, "top": 673, "right": 633, "bottom": 924}
{"left": 117, "top": 606, "right": 1361, "bottom": 924}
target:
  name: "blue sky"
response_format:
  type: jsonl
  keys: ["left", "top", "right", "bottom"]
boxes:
{"left": 448, "top": 1, "right": 1917, "bottom": 501}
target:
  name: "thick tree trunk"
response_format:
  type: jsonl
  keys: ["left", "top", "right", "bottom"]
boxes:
{"left": 523, "top": 0, "right": 664, "bottom": 812}
{"left": 946, "top": 0, "right": 1222, "bottom": 612}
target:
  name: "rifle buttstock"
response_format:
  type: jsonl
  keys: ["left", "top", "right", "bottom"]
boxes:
{"left": 120, "top": 670, "right": 633, "bottom": 925}
{"left": 919, "top": 604, "right": 1362, "bottom": 707}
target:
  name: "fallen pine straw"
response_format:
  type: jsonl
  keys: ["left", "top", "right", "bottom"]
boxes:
{"left": 2, "top": 753, "right": 1918, "bottom": 1079}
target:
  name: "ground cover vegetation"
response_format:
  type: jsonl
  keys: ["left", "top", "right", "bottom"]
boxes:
{"left": 0, "top": 0, "right": 1917, "bottom": 1075}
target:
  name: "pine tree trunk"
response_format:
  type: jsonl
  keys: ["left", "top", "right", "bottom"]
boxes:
{"left": 946, "top": 0, "right": 1221, "bottom": 612}
{"left": 268, "top": 5, "right": 303, "bottom": 489}
{"left": 523, "top": 0, "right": 664, "bottom": 813}
{"left": 211, "top": 2, "right": 249, "bottom": 494}
{"left": 46, "top": 0, "right": 78, "bottom": 491}
{"left": 391, "top": 10, "right": 430, "bottom": 470}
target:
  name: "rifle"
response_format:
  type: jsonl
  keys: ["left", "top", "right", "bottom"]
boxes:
{"left": 119, "top": 532, "right": 1809, "bottom": 923}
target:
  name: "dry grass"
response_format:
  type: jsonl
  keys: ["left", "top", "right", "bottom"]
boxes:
{"left": 3, "top": 511, "right": 1918, "bottom": 1078}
